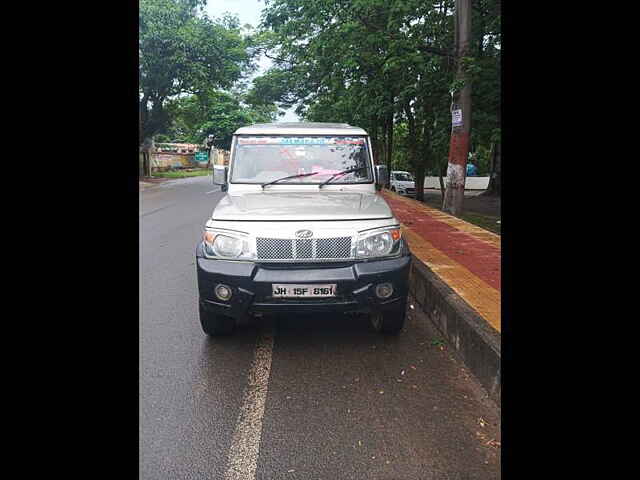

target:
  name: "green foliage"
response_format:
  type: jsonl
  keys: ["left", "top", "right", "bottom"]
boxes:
{"left": 472, "top": 145, "right": 492, "bottom": 175}
{"left": 390, "top": 122, "right": 411, "bottom": 171}
{"left": 244, "top": 68, "right": 301, "bottom": 116}
{"left": 139, "top": 0, "right": 253, "bottom": 141}
{"left": 164, "top": 89, "right": 277, "bottom": 150}
{"left": 140, "top": 0, "right": 500, "bottom": 192}
{"left": 152, "top": 168, "right": 210, "bottom": 178}
{"left": 459, "top": 212, "right": 501, "bottom": 234}
{"left": 256, "top": 0, "right": 500, "bottom": 187}
{"left": 153, "top": 133, "right": 173, "bottom": 143}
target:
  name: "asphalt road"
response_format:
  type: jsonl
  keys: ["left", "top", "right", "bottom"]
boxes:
{"left": 140, "top": 176, "right": 501, "bottom": 479}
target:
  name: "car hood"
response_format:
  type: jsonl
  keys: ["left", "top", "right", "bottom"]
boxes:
{"left": 212, "top": 191, "right": 393, "bottom": 221}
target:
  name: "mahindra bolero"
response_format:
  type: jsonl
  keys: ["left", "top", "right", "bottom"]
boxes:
{"left": 195, "top": 122, "right": 411, "bottom": 335}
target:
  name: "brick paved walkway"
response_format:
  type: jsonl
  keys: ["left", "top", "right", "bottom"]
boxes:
{"left": 382, "top": 190, "right": 501, "bottom": 332}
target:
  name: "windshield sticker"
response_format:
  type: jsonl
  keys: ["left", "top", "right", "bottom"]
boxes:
{"left": 238, "top": 137, "right": 365, "bottom": 145}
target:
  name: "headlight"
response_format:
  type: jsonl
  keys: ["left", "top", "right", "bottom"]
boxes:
{"left": 356, "top": 227, "right": 402, "bottom": 259}
{"left": 202, "top": 230, "right": 254, "bottom": 260}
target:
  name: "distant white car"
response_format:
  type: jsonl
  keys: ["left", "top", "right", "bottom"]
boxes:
{"left": 390, "top": 171, "right": 416, "bottom": 196}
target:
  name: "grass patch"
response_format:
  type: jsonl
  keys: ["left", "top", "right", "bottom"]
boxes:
{"left": 152, "top": 168, "right": 210, "bottom": 179}
{"left": 459, "top": 212, "right": 501, "bottom": 234}
{"left": 419, "top": 193, "right": 500, "bottom": 235}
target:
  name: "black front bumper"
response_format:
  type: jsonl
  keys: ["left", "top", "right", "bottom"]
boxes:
{"left": 195, "top": 243, "right": 411, "bottom": 322}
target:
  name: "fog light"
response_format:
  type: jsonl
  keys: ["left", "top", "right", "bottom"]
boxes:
{"left": 215, "top": 284, "right": 233, "bottom": 301}
{"left": 375, "top": 282, "right": 394, "bottom": 299}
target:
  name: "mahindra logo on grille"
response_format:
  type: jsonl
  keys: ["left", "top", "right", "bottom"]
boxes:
{"left": 295, "top": 229, "right": 313, "bottom": 239}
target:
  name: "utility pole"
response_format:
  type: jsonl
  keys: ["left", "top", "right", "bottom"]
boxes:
{"left": 442, "top": 0, "right": 472, "bottom": 216}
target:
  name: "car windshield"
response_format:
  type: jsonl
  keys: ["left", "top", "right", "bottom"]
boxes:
{"left": 230, "top": 135, "right": 373, "bottom": 184}
{"left": 395, "top": 173, "right": 414, "bottom": 182}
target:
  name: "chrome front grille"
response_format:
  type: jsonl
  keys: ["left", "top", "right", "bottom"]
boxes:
{"left": 316, "top": 237, "right": 351, "bottom": 258}
{"left": 255, "top": 238, "right": 293, "bottom": 260}
{"left": 296, "top": 239, "right": 313, "bottom": 259}
{"left": 256, "top": 236, "right": 352, "bottom": 261}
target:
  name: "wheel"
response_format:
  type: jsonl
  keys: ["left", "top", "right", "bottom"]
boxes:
{"left": 199, "top": 300, "right": 235, "bottom": 336}
{"left": 370, "top": 302, "right": 406, "bottom": 334}
{"left": 391, "top": 186, "right": 396, "bottom": 192}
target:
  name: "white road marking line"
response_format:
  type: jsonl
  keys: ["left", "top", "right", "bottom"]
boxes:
{"left": 205, "top": 189, "right": 219, "bottom": 194}
{"left": 224, "top": 328, "right": 275, "bottom": 480}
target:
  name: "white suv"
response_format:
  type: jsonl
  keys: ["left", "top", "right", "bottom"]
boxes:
{"left": 196, "top": 122, "right": 411, "bottom": 336}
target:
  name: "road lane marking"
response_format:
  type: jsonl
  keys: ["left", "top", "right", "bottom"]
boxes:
{"left": 224, "top": 328, "right": 275, "bottom": 480}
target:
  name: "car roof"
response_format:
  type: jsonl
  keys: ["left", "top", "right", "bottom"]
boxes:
{"left": 234, "top": 122, "right": 368, "bottom": 136}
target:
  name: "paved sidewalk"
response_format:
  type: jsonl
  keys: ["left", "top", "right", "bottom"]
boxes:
{"left": 381, "top": 190, "right": 501, "bottom": 333}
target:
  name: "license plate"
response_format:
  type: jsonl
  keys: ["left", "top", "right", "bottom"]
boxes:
{"left": 272, "top": 284, "right": 336, "bottom": 298}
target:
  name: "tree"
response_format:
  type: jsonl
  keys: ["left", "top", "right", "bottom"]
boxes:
{"left": 257, "top": 0, "right": 499, "bottom": 203}
{"left": 139, "top": 0, "right": 252, "bottom": 145}
{"left": 483, "top": 135, "right": 501, "bottom": 195}
{"left": 259, "top": 1, "right": 456, "bottom": 181}
{"left": 473, "top": 0, "right": 501, "bottom": 196}
{"left": 164, "top": 89, "right": 278, "bottom": 150}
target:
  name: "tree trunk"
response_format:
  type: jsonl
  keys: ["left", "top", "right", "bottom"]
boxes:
{"left": 415, "top": 162, "right": 425, "bottom": 202}
{"left": 418, "top": 116, "right": 433, "bottom": 204}
{"left": 140, "top": 95, "right": 168, "bottom": 143}
{"left": 443, "top": 0, "right": 472, "bottom": 217}
{"left": 404, "top": 103, "right": 422, "bottom": 200}
{"left": 142, "top": 152, "right": 150, "bottom": 177}
{"left": 484, "top": 141, "right": 495, "bottom": 192}
{"left": 141, "top": 136, "right": 155, "bottom": 177}
{"left": 438, "top": 170, "right": 446, "bottom": 203}
{"left": 380, "top": 121, "right": 388, "bottom": 180}
{"left": 484, "top": 141, "right": 501, "bottom": 196}
{"left": 139, "top": 94, "right": 149, "bottom": 145}
{"left": 370, "top": 125, "right": 378, "bottom": 163}
{"left": 386, "top": 102, "right": 394, "bottom": 186}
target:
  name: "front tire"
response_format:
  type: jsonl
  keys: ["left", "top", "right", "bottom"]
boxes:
{"left": 370, "top": 302, "right": 406, "bottom": 334}
{"left": 199, "top": 300, "right": 235, "bottom": 336}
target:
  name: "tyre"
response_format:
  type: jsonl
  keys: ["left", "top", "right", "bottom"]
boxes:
{"left": 199, "top": 300, "right": 235, "bottom": 335}
{"left": 391, "top": 186, "right": 396, "bottom": 192}
{"left": 370, "top": 302, "right": 406, "bottom": 334}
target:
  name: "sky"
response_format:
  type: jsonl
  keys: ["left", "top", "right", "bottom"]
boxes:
{"left": 204, "top": 0, "right": 299, "bottom": 122}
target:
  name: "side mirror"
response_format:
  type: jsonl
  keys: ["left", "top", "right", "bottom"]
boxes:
{"left": 375, "top": 164, "right": 389, "bottom": 189}
{"left": 213, "top": 165, "right": 228, "bottom": 191}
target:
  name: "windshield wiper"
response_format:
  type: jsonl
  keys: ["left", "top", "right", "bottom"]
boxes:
{"left": 318, "top": 167, "right": 368, "bottom": 188}
{"left": 261, "top": 171, "right": 319, "bottom": 189}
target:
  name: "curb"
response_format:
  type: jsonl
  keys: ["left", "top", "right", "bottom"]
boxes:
{"left": 139, "top": 179, "right": 168, "bottom": 191}
{"left": 139, "top": 182, "right": 157, "bottom": 192}
{"left": 409, "top": 257, "right": 501, "bottom": 403}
